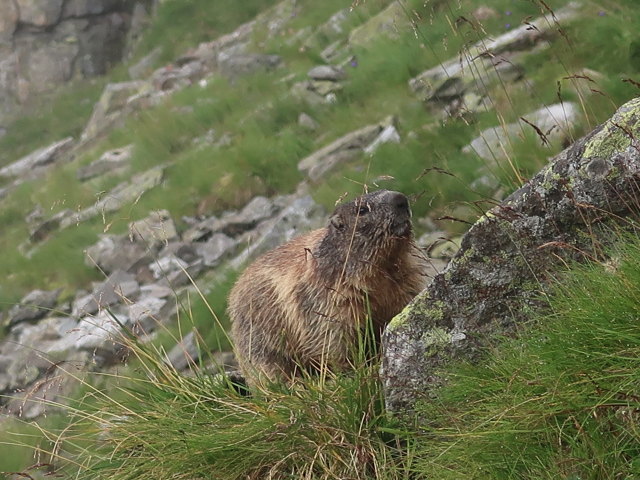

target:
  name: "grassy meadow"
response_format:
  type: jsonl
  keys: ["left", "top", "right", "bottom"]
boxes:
{"left": 1, "top": 0, "right": 640, "bottom": 477}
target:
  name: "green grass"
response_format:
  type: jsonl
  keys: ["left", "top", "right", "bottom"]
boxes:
{"left": 32, "top": 233, "right": 640, "bottom": 480}
{"left": 4, "top": 0, "right": 640, "bottom": 307}
{"left": 2, "top": 0, "right": 640, "bottom": 475}
{"left": 48, "top": 318, "right": 412, "bottom": 480}
{"left": 0, "top": 417, "right": 68, "bottom": 475}
{"left": 130, "top": 0, "right": 282, "bottom": 67}
{"left": 0, "top": 78, "right": 109, "bottom": 170}
{"left": 414, "top": 234, "right": 640, "bottom": 479}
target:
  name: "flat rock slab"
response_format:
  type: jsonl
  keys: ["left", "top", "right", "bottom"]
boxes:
{"left": 73, "top": 270, "right": 139, "bottom": 317}
{"left": 382, "top": 96, "right": 640, "bottom": 412}
{"left": 61, "top": 166, "right": 164, "bottom": 228}
{"left": 7, "top": 289, "right": 62, "bottom": 327}
{"left": 298, "top": 117, "right": 395, "bottom": 181}
{"left": 77, "top": 144, "right": 133, "bottom": 181}
{"left": 409, "top": 2, "right": 582, "bottom": 103}
{"left": 307, "top": 65, "right": 346, "bottom": 81}
{"left": 463, "top": 102, "right": 580, "bottom": 161}
{"left": 129, "top": 209, "right": 178, "bottom": 247}
{"left": 0, "top": 137, "right": 73, "bottom": 179}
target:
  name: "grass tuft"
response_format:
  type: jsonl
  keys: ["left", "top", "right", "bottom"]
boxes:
{"left": 414, "top": 234, "right": 640, "bottom": 479}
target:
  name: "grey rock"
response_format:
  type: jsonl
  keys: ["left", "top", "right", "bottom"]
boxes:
{"left": 0, "top": 51, "right": 20, "bottom": 126}
{"left": 196, "top": 233, "right": 236, "bottom": 267}
{"left": 0, "top": 2, "right": 139, "bottom": 125}
{"left": 25, "top": 205, "right": 44, "bottom": 225}
{"left": 221, "top": 196, "right": 277, "bottom": 236}
{"left": 301, "top": 8, "right": 349, "bottom": 52}
{"left": 73, "top": 270, "right": 139, "bottom": 317}
{"left": 77, "top": 145, "right": 133, "bottom": 181}
{"left": 28, "top": 209, "right": 73, "bottom": 243}
{"left": 307, "top": 65, "right": 346, "bottom": 82}
{"left": 129, "top": 210, "right": 178, "bottom": 248}
{"left": 150, "top": 59, "right": 205, "bottom": 91}
{"left": 24, "top": 32, "right": 80, "bottom": 93}
{"left": 382, "top": 96, "right": 640, "bottom": 412}
{"left": 128, "top": 46, "right": 162, "bottom": 79}
{"left": 253, "top": 0, "right": 298, "bottom": 39}
{"left": 85, "top": 234, "right": 153, "bottom": 276}
{"left": 218, "top": 53, "right": 281, "bottom": 78}
{"left": 0, "top": 316, "right": 76, "bottom": 395}
{"left": 231, "top": 195, "right": 326, "bottom": 268}
{"left": 363, "top": 124, "right": 401, "bottom": 155}
{"left": 0, "top": 1, "right": 18, "bottom": 41}
{"left": 128, "top": 296, "right": 167, "bottom": 335}
{"left": 298, "top": 112, "right": 319, "bottom": 131}
{"left": 47, "top": 311, "right": 128, "bottom": 364}
{"left": 290, "top": 80, "right": 327, "bottom": 106}
{"left": 309, "top": 79, "right": 342, "bottom": 96}
{"left": 125, "top": 2, "right": 152, "bottom": 52}
{"left": 166, "top": 331, "right": 200, "bottom": 371}
{"left": 158, "top": 241, "right": 200, "bottom": 264}
{"left": 62, "top": 0, "right": 121, "bottom": 17}
{"left": 0, "top": 372, "right": 9, "bottom": 393}
{"left": 348, "top": 1, "right": 411, "bottom": 47}
{"left": 149, "top": 256, "right": 189, "bottom": 281}
{"left": 67, "top": 14, "right": 129, "bottom": 77}
{"left": 298, "top": 118, "right": 394, "bottom": 181}
{"left": 139, "top": 283, "right": 174, "bottom": 300}
{"left": 81, "top": 81, "right": 150, "bottom": 141}
{"left": 0, "top": 137, "right": 73, "bottom": 179}
{"left": 3, "top": 350, "right": 90, "bottom": 419}
{"left": 319, "top": 40, "right": 345, "bottom": 63}
{"left": 409, "top": 3, "right": 581, "bottom": 104}
{"left": 463, "top": 102, "right": 580, "bottom": 162}
{"left": 157, "top": 259, "right": 204, "bottom": 289}
{"left": 61, "top": 166, "right": 164, "bottom": 227}
{"left": 17, "top": 0, "right": 64, "bottom": 27}
{"left": 182, "top": 216, "right": 224, "bottom": 243}
{"left": 184, "top": 197, "right": 277, "bottom": 241}
{"left": 7, "top": 289, "right": 62, "bottom": 327}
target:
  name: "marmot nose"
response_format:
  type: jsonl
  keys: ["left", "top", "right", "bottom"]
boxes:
{"left": 384, "top": 191, "right": 410, "bottom": 214}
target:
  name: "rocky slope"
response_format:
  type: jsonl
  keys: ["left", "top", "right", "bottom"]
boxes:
{"left": 0, "top": 0, "right": 153, "bottom": 132}
{"left": 0, "top": 0, "right": 638, "bottom": 465}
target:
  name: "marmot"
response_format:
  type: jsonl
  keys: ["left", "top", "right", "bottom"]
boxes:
{"left": 228, "top": 190, "right": 428, "bottom": 383}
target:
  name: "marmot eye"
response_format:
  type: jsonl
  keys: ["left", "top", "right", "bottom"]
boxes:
{"left": 358, "top": 204, "right": 371, "bottom": 215}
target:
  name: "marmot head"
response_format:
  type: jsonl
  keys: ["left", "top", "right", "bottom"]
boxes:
{"left": 320, "top": 190, "right": 414, "bottom": 269}
{"left": 329, "top": 190, "right": 412, "bottom": 238}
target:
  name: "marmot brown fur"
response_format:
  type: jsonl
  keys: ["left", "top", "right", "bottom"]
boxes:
{"left": 228, "top": 190, "right": 428, "bottom": 383}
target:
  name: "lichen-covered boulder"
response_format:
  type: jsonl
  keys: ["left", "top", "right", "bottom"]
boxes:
{"left": 382, "top": 96, "right": 640, "bottom": 411}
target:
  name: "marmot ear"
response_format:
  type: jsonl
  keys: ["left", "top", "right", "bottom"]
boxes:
{"left": 330, "top": 213, "right": 345, "bottom": 231}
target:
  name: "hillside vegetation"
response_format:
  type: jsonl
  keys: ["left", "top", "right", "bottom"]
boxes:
{"left": 1, "top": 0, "right": 639, "bottom": 478}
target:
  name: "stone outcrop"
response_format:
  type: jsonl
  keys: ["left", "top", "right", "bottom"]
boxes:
{"left": 409, "top": 2, "right": 581, "bottom": 114}
{"left": 348, "top": 1, "right": 413, "bottom": 47}
{"left": 297, "top": 117, "right": 397, "bottom": 181}
{"left": 382, "top": 96, "right": 640, "bottom": 411}
{"left": 6, "top": 289, "right": 62, "bottom": 327}
{"left": 81, "top": 81, "right": 151, "bottom": 141}
{"left": 77, "top": 144, "right": 133, "bottom": 181}
{"left": 0, "top": 0, "right": 152, "bottom": 129}
{"left": 0, "top": 0, "right": 616, "bottom": 429}
{"left": 0, "top": 137, "right": 73, "bottom": 179}
{"left": 60, "top": 166, "right": 164, "bottom": 228}
{"left": 0, "top": 190, "right": 329, "bottom": 418}
{"left": 463, "top": 102, "right": 580, "bottom": 162}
